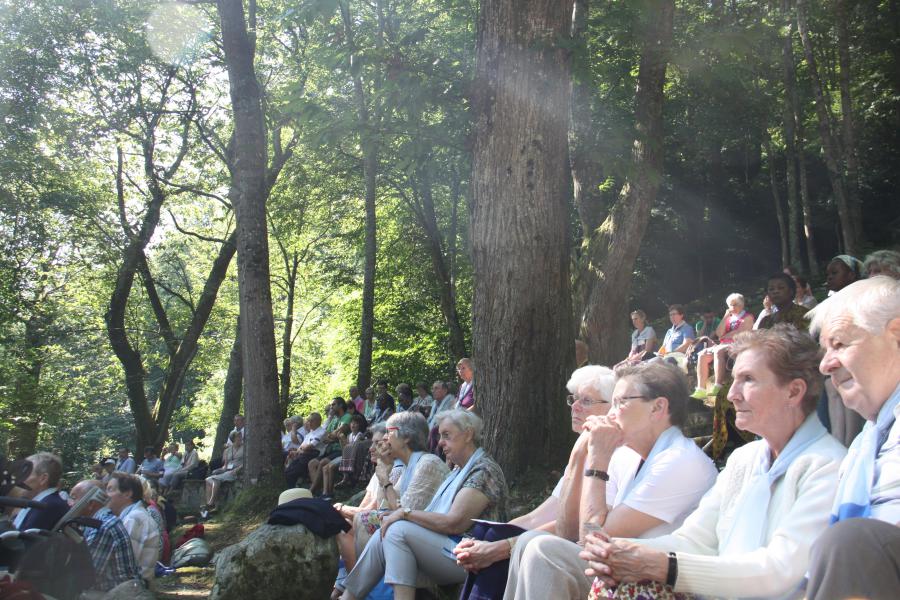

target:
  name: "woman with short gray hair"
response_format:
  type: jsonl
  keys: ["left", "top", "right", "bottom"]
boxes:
{"left": 342, "top": 410, "right": 508, "bottom": 600}
{"left": 331, "top": 413, "right": 450, "bottom": 598}
{"left": 379, "top": 412, "right": 449, "bottom": 514}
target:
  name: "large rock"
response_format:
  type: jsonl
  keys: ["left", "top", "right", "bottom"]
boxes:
{"left": 210, "top": 524, "right": 338, "bottom": 600}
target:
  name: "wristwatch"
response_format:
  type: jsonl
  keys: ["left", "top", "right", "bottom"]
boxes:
{"left": 583, "top": 468, "right": 610, "bottom": 481}
{"left": 401, "top": 506, "right": 413, "bottom": 520}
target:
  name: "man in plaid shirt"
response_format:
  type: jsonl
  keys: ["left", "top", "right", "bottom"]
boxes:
{"left": 69, "top": 480, "right": 143, "bottom": 591}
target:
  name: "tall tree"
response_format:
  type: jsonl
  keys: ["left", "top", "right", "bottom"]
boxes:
{"left": 217, "top": 0, "right": 283, "bottom": 483}
{"left": 471, "top": 0, "right": 576, "bottom": 475}
{"left": 339, "top": 0, "right": 381, "bottom": 392}
{"left": 574, "top": 0, "right": 675, "bottom": 366}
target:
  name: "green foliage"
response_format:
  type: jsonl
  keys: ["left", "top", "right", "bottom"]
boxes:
{"left": 1, "top": 0, "right": 897, "bottom": 477}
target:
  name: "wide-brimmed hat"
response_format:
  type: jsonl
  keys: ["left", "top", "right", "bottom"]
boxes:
{"left": 277, "top": 487, "right": 313, "bottom": 506}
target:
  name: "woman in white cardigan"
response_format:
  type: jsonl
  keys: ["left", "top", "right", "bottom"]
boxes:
{"left": 581, "top": 325, "right": 847, "bottom": 600}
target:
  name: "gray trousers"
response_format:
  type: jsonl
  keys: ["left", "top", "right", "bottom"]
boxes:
{"left": 807, "top": 518, "right": 900, "bottom": 600}
{"left": 343, "top": 521, "right": 466, "bottom": 597}
{"left": 504, "top": 529, "right": 593, "bottom": 600}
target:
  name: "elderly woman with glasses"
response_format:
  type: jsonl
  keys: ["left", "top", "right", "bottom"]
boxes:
{"left": 503, "top": 361, "right": 717, "bottom": 600}
{"left": 341, "top": 410, "right": 507, "bottom": 600}
{"left": 451, "top": 365, "right": 615, "bottom": 600}
{"left": 581, "top": 325, "right": 847, "bottom": 600}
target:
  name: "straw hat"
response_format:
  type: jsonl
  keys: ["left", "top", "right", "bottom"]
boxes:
{"left": 277, "top": 487, "right": 313, "bottom": 505}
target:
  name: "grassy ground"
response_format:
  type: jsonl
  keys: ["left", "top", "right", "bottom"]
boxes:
{"left": 154, "top": 466, "right": 559, "bottom": 598}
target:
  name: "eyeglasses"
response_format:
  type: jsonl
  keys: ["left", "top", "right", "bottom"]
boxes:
{"left": 566, "top": 394, "right": 610, "bottom": 407}
{"left": 610, "top": 395, "right": 649, "bottom": 409}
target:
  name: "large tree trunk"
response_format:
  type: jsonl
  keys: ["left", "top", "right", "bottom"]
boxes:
{"left": 796, "top": 0, "right": 859, "bottom": 255}
{"left": 781, "top": 0, "right": 801, "bottom": 268}
{"left": 213, "top": 316, "right": 243, "bottom": 461}
{"left": 471, "top": 0, "right": 577, "bottom": 476}
{"left": 339, "top": 0, "right": 378, "bottom": 392}
{"left": 575, "top": 0, "right": 675, "bottom": 367}
{"left": 835, "top": 0, "right": 866, "bottom": 249}
{"left": 218, "top": 0, "right": 283, "bottom": 485}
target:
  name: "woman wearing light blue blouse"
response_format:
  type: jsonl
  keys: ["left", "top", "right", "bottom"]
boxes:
{"left": 624, "top": 310, "right": 657, "bottom": 363}
{"left": 341, "top": 409, "right": 507, "bottom": 600}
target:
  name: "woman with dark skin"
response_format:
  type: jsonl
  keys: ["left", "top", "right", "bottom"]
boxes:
{"left": 756, "top": 273, "right": 808, "bottom": 331}
{"left": 825, "top": 255, "right": 862, "bottom": 293}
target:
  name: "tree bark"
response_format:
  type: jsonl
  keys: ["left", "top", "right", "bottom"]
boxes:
{"left": 796, "top": 0, "right": 859, "bottom": 255}
{"left": 217, "top": 0, "right": 283, "bottom": 484}
{"left": 213, "top": 315, "right": 243, "bottom": 461}
{"left": 471, "top": 0, "right": 577, "bottom": 476}
{"left": 781, "top": 0, "right": 802, "bottom": 267}
{"left": 575, "top": 0, "right": 675, "bottom": 367}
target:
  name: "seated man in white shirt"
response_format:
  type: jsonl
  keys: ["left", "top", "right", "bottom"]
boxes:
{"left": 806, "top": 276, "right": 900, "bottom": 599}
{"left": 284, "top": 412, "right": 327, "bottom": 487}
{"left": 105, "top": 472, "right": 160, "bottom": 584}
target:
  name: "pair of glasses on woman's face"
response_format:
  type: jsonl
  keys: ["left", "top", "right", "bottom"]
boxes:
{"left": 566, "top": 394, "right": 609, "bottom": 407}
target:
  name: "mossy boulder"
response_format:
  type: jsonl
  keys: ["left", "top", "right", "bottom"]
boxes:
{"left": 209, "top": 524, "right": 338, "bottom": 600}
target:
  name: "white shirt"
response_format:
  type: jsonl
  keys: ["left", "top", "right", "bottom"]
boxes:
{"left": 120, "top": 501, "right": 160, "bottom": 581}
{"left": 550, "top": 434, "right": 718, "bottom": 538}
{"left": 302, "top": 426, "right": 328, "bottom": 454}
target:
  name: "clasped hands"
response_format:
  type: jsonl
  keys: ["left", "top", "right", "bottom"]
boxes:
{"left": 581, "top": 414, "right": 625, "bottom": 461}
{"left": 579, "top": 530, "right": 669, "bottom": 589}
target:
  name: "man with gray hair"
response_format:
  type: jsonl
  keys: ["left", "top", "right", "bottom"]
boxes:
{"left": 68, "top": 480, "right": 142, "bottom": 591}
{"left": 806, "top": 276, "right": 900, "bottom": 599}
{"left": 14, "top": 452, "right": 68, "bottom": 531}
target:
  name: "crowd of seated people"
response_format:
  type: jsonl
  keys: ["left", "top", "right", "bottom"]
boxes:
{"left": 6, "top": 449, "right": 186, "bottom": 593}
{"left": 333, "top": 266, "right": 900, "bottom": 599}
{"left": 281, "top": 359, "right": 477, "bottom": 494}
{"left": 9, "top": 249, "right": 900, "bottom": 600}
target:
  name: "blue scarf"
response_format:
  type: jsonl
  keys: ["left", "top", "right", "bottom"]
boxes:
{"left": 720, "top": 413, "right": 828, "bottom": 555}
{"left": 615, "top": 426, "right": 682, "bottom": 506}
{"left": 396, "top": 451, "right": 425, "bottom": 496}
{"left": 425, "top": 447, "right": 485, "bottom": 515}
{"left": 830, "top": 383, "right": 900, "bottom": 523}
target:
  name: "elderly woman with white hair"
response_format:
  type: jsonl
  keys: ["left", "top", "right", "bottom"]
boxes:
{"left": 690, "top": 292, "right": 754, "bottom": 400}
{"left": 341, "top": 409, "right": 508, "bottom": 600}
{"left": 503, "top": 361, "right": 717, "bottom": 600}
{"left": 863, "top": 249, "right": 900, "bottom": 279}
{"left": 580, "top": 325, "right": 847, "bottom": 600}
{"left": 452, "top": 365, "right": 616, "bottom": 600}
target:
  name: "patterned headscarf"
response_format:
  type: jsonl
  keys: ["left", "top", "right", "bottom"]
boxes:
{"left": 830, "top": 254, "right": 863, "bottom": 278}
